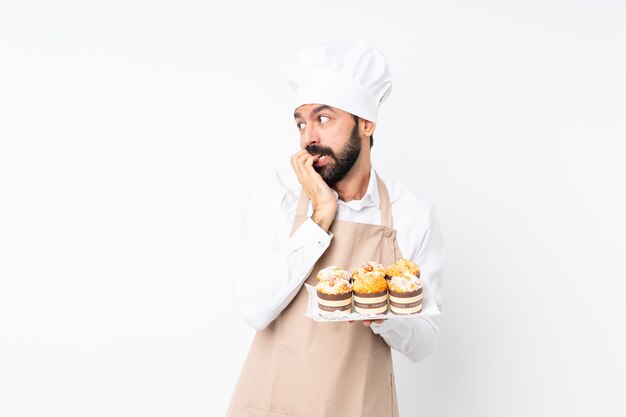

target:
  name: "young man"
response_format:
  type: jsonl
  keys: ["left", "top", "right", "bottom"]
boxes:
{"left": 227, "top": 40, "right": 443, "bottom": 417}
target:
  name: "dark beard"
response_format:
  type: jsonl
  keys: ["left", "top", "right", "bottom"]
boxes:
{"left": 306, "top": 122, "right": 361, "bottom": 187}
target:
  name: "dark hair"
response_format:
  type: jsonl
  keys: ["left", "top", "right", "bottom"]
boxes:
{"left": 353, "top": 115, "right": 373, "bottom": 148}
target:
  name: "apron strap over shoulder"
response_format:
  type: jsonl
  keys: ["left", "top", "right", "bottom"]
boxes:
{"left": 295, "top": 189, "right": 310, "bottom": 219}
{"left": 289, "top": 189, "right": 311, "bottom": 236}
{"left": 375, "top": 171, "right": 393, "bottom": 228}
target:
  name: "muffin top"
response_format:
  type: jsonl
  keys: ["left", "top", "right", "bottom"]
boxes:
{"left": 388, "top": 272, "right": 423, "bottom": 293}
{"left": 317, "top": 266, "right": 350, "bottom": 282}
{"left": 352, "top": 262, "right": 387, "bottom": 294}
{"left": 316, "top": 266, "right": 352, "bottom": 295}
{"left": 385, "top": 258, "right": 421, "bottom": 278}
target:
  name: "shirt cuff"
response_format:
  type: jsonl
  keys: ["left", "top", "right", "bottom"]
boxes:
{"left": 287, "top": 217, "right": 333, "bottom": 253}
{"left": 369, "top": 318, "right": 404, "bottom": 335}
{"left": 266, "top": 217, "right": 332, "bottom": 311}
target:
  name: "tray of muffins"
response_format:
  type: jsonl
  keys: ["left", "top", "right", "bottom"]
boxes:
{"left": 304, "top": 259, "right": 423, "bottom": 322}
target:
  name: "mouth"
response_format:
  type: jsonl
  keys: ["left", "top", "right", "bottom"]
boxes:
{"left": 313, "top": 154, "right": 332, "bottom": 168}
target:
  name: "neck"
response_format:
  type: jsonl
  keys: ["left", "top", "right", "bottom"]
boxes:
{"left": 332, "top": 152, "right": 371, "bottom": 202}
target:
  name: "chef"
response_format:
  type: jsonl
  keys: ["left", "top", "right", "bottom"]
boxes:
{"left": 226, "top": 40, "right": 444, "bottom": 417}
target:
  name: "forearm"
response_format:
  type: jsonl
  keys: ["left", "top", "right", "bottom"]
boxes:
{"left": 370, "top": 266, "right": 442, "bottom": 362}
{"left": 370, "top": 307, "right": 440, "bottom": 362}
{"left": 235, "top": 217, "right": 332, "bottom": 330}
{"left": 371, "top": 204, "right": 444, "bottom": 361}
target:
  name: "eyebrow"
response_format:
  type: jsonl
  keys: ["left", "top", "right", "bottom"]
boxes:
{"left": 294, "top": 104, "right": 335, "bottom": 120}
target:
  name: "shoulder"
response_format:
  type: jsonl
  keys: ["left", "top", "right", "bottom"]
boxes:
{"left": 382, "top": 176, "right": 442, "bottom": 260}
{"left": 385, "top": 178, "right": 435, "bottom": 220}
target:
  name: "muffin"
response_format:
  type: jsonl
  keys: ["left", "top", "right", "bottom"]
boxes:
{"left": 385, "top": 258, "right": 421, "bottom": 278}
{"left": 351, "top": 262, "right": 388, "bottom": 314}
{"left": 315, "top": 266, "right": 353, "bottom": 315}
{"left": 385, "top": 259, "right": 423, "bottom": 315}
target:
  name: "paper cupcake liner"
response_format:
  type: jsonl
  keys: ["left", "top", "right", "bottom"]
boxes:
{"left": 304, "top": 284, "right": 421, "bottom": 322}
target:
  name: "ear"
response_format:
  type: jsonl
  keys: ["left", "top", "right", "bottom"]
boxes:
{"left": 360, "top": 118, "right": 376, "bottom": 137}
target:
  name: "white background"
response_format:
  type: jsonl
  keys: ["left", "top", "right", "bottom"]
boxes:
{"left": 1, "top": 1, "right": 625, "bottom": 416}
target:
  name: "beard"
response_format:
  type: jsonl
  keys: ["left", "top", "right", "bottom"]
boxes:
{"left": 306, "top": 122, "right": 362, "bottom": 187}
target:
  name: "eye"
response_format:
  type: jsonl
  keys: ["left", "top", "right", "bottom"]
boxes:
{"left": 319, "top": 115, "right": 330, "bottom": 124}
{"left": 296, "top": 122, "right": 305, "bottom": 130}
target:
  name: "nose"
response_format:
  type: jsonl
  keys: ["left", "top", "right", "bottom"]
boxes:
{"left": 301, "top": 124, "right": 320, "bottom": 148}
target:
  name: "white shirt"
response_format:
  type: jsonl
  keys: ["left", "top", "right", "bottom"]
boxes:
{"left": 235, "top": 165, "right": 444, "bottom": 363}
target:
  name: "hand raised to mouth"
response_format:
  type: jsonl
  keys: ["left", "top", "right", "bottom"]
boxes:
{"left": 290, "top": 149, "right": 338, "bottom": 232}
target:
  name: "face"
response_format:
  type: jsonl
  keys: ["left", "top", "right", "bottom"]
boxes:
{"left": 294, "top": 104, "right": 362, "bottom": 186}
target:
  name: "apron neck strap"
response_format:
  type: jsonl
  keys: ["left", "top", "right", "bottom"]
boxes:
{"left": 294, "top": 170, "right": 393, "bottom": 228}
{"left": 295, "top": 185, "right": 311, "bottom": 219}
{"left": 375, "top": 171, "right": 393, "bottom": 228}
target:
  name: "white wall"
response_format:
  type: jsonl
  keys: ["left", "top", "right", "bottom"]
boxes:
{"left": 1, "top": 1, "right": 625, "bottom": 416}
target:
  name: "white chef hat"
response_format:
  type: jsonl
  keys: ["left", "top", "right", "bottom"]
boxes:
{"left": 286, "top": 39, "right": 392, "bottom": 123}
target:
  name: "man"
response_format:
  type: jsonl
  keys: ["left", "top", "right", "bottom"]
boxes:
{"left": 227, "top": 40, "right": 443, "bottom": 417}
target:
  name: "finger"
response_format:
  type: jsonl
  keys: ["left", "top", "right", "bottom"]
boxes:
{"left": 291, "top": 149, "right": 309, "bottom": 164}
{"left": 362, "top": 320, "right": 371, "bottom": 327}
{"left": 305, "top": 154, "right": 318, "bottom": 167}
{"left": 291, "top": 150, "right": 308, "bottom": 169}
{"left": 298, "top": 152, "right": 314, "bottom": 169}
{"left": 374, "top": 319, "right": 385, "bottom": 324}
{"left": 293, "top": 155, "right": 310, "bottom": 180}
{"left": 298, "top": 154, "right": 322, "bottom": 186}
{"left": 303, "top": 155, "right": 319, "bottom": 175}
{"left": 291, "top": 156, "right": 303, "bottom": 180}
{"left": 304, "top": 156, "right": 327, "bottom": 182}
{"left": 290, "top": 153, "right": 300, "bottom": 170}
{"left": 291, "top": 150, "right": 310, "bottom": 178}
